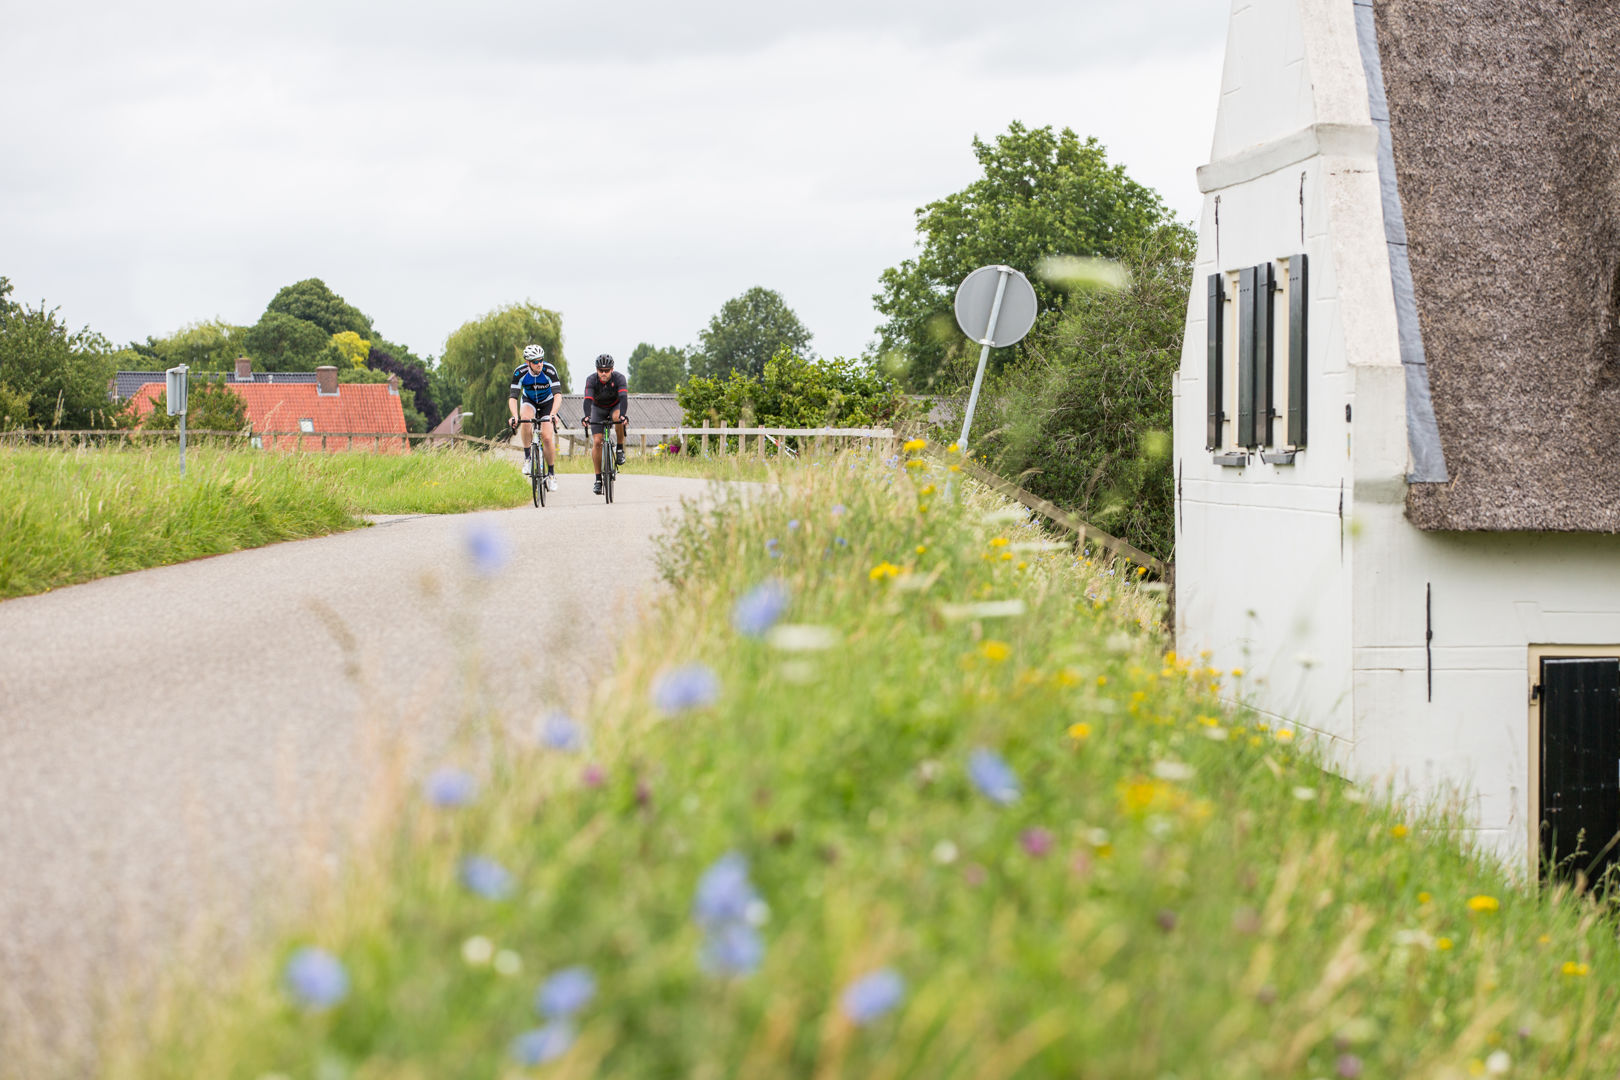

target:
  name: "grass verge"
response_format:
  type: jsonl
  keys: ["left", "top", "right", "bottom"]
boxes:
{"left": 113, "top": 447, "right": 1620, "bottom": 1078}
{"left": 0, "top": 445, "right": 527, "bottom": 600}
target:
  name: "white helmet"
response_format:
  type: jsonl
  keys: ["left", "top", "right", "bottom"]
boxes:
{"left": 523, "top": 344, "right": 545, "bottom": 362}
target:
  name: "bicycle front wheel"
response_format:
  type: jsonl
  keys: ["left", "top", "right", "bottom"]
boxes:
{"left": 531, "top": 449, "right": 543, "bottom": 507}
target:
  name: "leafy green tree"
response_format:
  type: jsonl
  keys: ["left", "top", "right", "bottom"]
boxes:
{"left": 0, "top": 277, "right": 120, "bottom": 429}
{"left": 677, "top": 349, "right": 903, "bottom": 431}
{"left": 874, "top": 122, "right": 1182, "bottom": 391}
{"left": 439, "top": 302, "right": 568, "bottom": 440}
{"left": 242, "top": 311, "right": 330, "bottom": 372}
{"left": 142, "top": 376, "right": 250, "bottom": 433}
{"left": 690, "top": 288, "right": 812, "bottom": 380}
{"left": 265, "top": 278, "right": 374, "bottom": 338}
{"left": 968, "top": 225, "right": 1193, "bottom": 561}
{"left": 147, "top": 320, "right": 251, "bottom": 372}
{"left": 627, "top": 343, "right": 688, "bottom": 393}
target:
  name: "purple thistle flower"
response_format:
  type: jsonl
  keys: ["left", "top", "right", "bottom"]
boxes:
{"left": 732, "top": 581, "right": 790, "bottom": 638}
{"left": 535, "top": 966, "right": 596, "bottom": 1019}
{"left": 700, "top": 921, "right": 764, "bottom": 976}
{"left": 653, "top": 663, "right": 720, "bottom": 714}
{"left": 841, "top": 968, "right": 905, "bottom": 1025}
{"left": 693, "top": 852, "right": 759, "bottom": 928}
{"left": 459, "top": 855, "right": 514, "bottom": 900}
{"left": 463, "top": 522, "right": 510, "bottom": 577}
{"left": 581, "top": 763, "right": 605, "bottom": 788}
{"left": 539, "top": 712, "right": 584, "bottom": 752}
{"left": 967, "top": 748, "right": 1021, "bottom": 806}
{"left": 424, "top": 767, "right": 476, "bottom": 808}
{"left": 1019, "top": 827, "right": 1054, "bottom": 858}
{"left": 283, "top": 947, "right": 348, "bottom": 1011}
{"left": 510, "top": 1022, "right": 575, "bottom": 1066}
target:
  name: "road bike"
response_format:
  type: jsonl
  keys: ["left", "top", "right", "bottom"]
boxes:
{"left": 600, "top": 418, "right": 618, "bottom": 504}
{"left": 511, "top": 414, "right": 549, "bottom": 508}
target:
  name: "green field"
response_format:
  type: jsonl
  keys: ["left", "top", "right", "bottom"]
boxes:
{"left": 109, "top": 446, "right": 1620, "bottom": 1079}
{"left": 0, "top": 445, "right": 529, "bottom": 601}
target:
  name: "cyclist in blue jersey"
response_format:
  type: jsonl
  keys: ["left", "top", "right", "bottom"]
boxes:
{"left": 507, "top": 344, "right": 562, "bottom": 490}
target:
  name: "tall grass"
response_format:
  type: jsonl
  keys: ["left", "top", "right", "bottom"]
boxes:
{"left": 0, "top": 446, "right": 528, "bottom": 600}
{"left": 105, "top": 447, "right": 1620, "bottom": 1078}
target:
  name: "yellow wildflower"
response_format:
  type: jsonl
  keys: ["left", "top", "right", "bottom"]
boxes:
{"left": 1068, "top": 722, "right": 1092, "bottom": 741}
{"left": 904, "top": 459, "right": 926, "bottom": 470}
{"left": 917, "top": 503, "right": 930, "bottom": 514}
{"left": 989, "top": 536, "right": 1010, "bottom": 548}
{"left": 1562, "top": 960, "right": 1590, "bottom": 977}
{"left": 1136, "top": 566, "right": 1147, "bottom": 576}
{"left": 1000, "top": 552, "right": 1013, "bottom": 561}
{"left": 868, "top": 561, "right": 901, "bottom": 581}
{"left": 1537, "top": 934, "right": 1551, "bottom": 945}
{"left": 1165, "top": 651, "right": 1178, "bottom": 665}
{"left": 1467, "top": 895, "right": 1500, "bottom": 914}
{"left": 915, "top": 545, "right": 928, "bottom": 555}
{"left": 1418, "top": 892, "right": 1432, "bottom": 905}
{"left": 1096, "top": 675, "right": 1108, "bottom": 687}
{"left": 1391, "top": 824, "right": 1409, "bottom": 839}
{"left": 980, "top": 640, "right": 1011, "bottom": 663}
{"left": 1016, "top": 561, "right": 1027, "bottom": 571}
{"left": 946, "top": 442, "right": 960, "bottom": 453}
{"left": 1274, "top": 729, "right": 1295, "bottom": 742}
{"left": 948, "top": 464, "right": 961, "bottom": 473}
{"left": 1231, "top": 667, "right": 1245, "bottom": 677}
{"left": 1437, "top": 937, "right": 1454, "bottom": 951}
{"left": 902, "top": 437, "right": 927, "bottom": 453}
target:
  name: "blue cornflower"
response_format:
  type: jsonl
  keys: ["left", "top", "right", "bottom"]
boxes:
{"left": 535, "top": 966, "right": 596, "bottom": 1019}
{"left": 732, "top": 581, "right": 789, "bottom": 638}
{"left": 967, "top": 747, "right": 1021, "bottom": 806}
{"left": 653, "top": 664, "right": 720, "bottom": 713}
{"left": 463, "top": 522, "right": 510, "bottom": 577}
{"left": 700, "top": 921, "right": 764, "bottom": 976}
{"left": 765, "top": 538, "right": 781, "bottom": 559}
{"left": 841, "top": 968, "right": 905, "bottom": 1024}
{"left": 539, "top": 712, "right": 585, "bottom": 752}
{"left": 787, "top": 519, "right": 801, "bottom": 531}
{"left": 510, "top": 1022, "right": 575, "bottom": 1066}
{"left": 283, "top": 947, "right": 348, "bottom": 1011}
{"left": 835, "top": 537, "right": 848, "bottom": 547}
{"left": 460, "top": 855, "right": 514, "bottom": 900}
{"left": 423, "top": 767, "right": 476, "bottom": 808}
{"left": 693, "top": 852, "right": 758, "bottom": 928}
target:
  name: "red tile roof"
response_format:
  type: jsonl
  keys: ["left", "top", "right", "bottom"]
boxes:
{"left": 127, "top": 380, "right": 409, "bottom": 452}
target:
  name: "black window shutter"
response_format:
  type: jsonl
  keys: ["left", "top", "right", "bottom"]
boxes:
{"left": 1254, "top": 262, "right": 1275, "bottom": 447}
{"left": 1540, "top": 657, "right": 1620, "bottom": 884}
{"left": 1288, "top": 254, "right": 1309, "bottom": 447}
{"left": 1236, "top": 266, "right": 1256, "bottom": 448}
{"left": 1205, "top": 274, "right": 1223, "bottom": 450}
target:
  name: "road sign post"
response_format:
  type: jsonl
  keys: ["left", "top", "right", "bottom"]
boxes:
{"left": 165, "top": 365, "right": 189, "bottom": 477}
{"left": 953, "top": 265, "right": 1037, "bottom": 453}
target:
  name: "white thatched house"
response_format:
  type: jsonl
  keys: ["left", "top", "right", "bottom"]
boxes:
{"left": 1172, "top": 0, "right": 1620, "bottom": 876}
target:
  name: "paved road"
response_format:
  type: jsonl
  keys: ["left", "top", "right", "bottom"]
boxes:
{"left": 0, "top": 471, "right": 716, "bottom": 1072}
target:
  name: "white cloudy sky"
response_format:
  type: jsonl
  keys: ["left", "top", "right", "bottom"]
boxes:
{"left": 1, "top": 1, "right": 1227, "bottom": 382}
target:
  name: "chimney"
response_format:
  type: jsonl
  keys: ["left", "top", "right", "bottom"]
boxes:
{"left": 234, "top": 356, "right": 253, "bottom": 380}
{"left": 387, "top": 373, "right": 400, "bottom": 395}
{"left": 316, "top": 365, "right": 339, "bottom": 395}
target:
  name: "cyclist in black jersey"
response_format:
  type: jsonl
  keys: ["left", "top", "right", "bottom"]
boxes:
{"left": 582, "top": 353, "right": 628, "bottom": 495}
{"left": 507, "top": 344, "right": 562, "bottom": 490}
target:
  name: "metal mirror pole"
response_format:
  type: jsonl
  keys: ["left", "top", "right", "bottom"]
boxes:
{"left": 958, "top": 268, "right": 1010, "bottom": 454}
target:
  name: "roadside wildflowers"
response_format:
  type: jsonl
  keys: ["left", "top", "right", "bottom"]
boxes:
{"left": 1562, "top": 960, "right": 1590, "bottom": 977}
{"left": 979, "top": 640, "right": 1011, "bottom": 663}
{"left": 539, "top": 712, "right": 585, "bottom": 752}
{"left": 653, "top": 663, "right": 720, "bottom": 713}
{"left": 733, "top": 581, "right": 790, "bottom": 638}
{"left": 283, "top": 947, "right": 349, "bottom": 1011}
{"left": 424, "top": 767, "right": 476, "bottom": 808}
{"left": 461, "top": 936, "right": 495, "bottom": 965}
{"left": 869, "top": 561, "right": 902, "bottom": 581}
{"left": 1020, "top": 827, "right": 1054, "bottom": 857}
{"left": 902, "top": 438, "right": 927, "bottom": 453}
{"left": 1467, "top": 895, "right": 1500, "bottom": 913}
{"left": 510, "top": 1023, "right": 575, "bottom": 1066}
{"left": 694, "top": 852, "right": 766, "bottom": 976}
{"left": 841, "top": 969, "right": 905, "bottom": 1024}
{"left": 463, "top": 522, "right": 510, "bottom": 577}
{"left": 968, "top": 748, "right": 1020, "bottom": 805}
{"left": 1067, "top": 722, "right": 1092, "bottom": 741}
{"left": 1391, "top": 824, "right": 1410, "bottom": 839}
{"left": 535, "top": 967, "right": 597, "bottom": 1019}
{"left": 460, "top": 855, "right": 515, "bottom": 900}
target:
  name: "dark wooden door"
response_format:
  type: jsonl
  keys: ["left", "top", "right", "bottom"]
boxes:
{"left": 1540, "top": 657, "right": 1620, "bottom": 883}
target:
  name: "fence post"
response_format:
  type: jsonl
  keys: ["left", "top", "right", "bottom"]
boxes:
{"left": 702, "top": 419, "right": 710, "bottom": 457}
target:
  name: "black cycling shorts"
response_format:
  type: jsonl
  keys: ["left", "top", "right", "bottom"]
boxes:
{"left": 585, "top": 402, "right": 627, "bottom": 435}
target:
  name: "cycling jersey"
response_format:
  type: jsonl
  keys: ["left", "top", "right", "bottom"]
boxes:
{"left": 583, "top": 371, "right": 628, "bottom": 414}
{"left": 510, "top": 362, "right": 561, "bottom": 409}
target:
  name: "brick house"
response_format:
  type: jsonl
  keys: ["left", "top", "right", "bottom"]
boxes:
{"left": 126, "top": 362, "right": 408, "bottom": 452}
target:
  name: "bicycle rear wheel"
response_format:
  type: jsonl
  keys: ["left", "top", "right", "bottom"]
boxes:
{"left": 604, "top": 440, "right": 615, "bottom": 504}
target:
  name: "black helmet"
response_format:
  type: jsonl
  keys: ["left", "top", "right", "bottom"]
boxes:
{"left": 595, "top": 353, "right": 614, "bottom": 371}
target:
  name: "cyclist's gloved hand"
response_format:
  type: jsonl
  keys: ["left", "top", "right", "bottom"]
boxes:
{"left": 508, "top": 417, "right": 519, "bottom": 430}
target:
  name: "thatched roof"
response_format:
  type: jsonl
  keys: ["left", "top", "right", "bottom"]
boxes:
{"left": 1373, "top": 0, "right": 1620, "bottom": 531}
